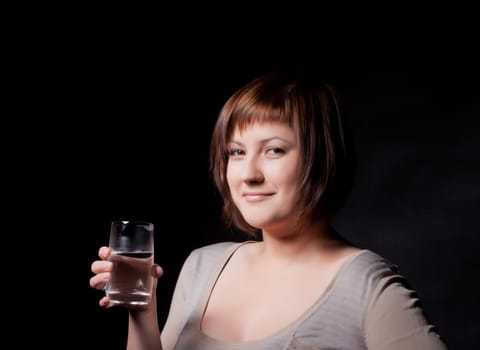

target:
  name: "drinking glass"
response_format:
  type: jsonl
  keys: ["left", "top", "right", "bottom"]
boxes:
{"left": 105, "top": 220, "right": 154, "bottom": 306}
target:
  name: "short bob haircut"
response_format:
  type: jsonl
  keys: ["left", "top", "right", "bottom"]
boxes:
{"left": 209, "top": 70, "right": 356, "bottom": 237}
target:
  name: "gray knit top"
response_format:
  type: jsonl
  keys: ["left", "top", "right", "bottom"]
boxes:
{"left": 161, "top": 241, "right": 447, "bottom": 350}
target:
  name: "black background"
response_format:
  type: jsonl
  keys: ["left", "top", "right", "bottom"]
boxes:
{"left": 16, "top": 11, "right": 479, "bottom": 349}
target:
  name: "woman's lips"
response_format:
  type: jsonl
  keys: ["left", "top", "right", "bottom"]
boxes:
{"left": 242, "top": 192, "right": 273, "bottom": 202}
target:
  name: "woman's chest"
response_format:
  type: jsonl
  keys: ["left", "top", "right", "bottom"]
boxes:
{"left": 201, "top": 263, "right": 335, "bottom": 342}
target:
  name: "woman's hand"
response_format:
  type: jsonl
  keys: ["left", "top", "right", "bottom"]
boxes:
{"left": 90, "top": 246, "right": 163, "bottom": 309}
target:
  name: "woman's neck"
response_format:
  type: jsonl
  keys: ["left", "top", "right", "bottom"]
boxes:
{"left": 258, "top": 219, "right": 349, "bottom": 265}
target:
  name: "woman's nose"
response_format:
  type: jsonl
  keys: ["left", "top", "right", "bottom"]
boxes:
{"left": 241, "top": 157, "right": 264, "bottom": 183}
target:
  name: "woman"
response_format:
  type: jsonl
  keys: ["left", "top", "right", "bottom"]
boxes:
{"left": 90, "top": 70, "right": 448, "bottom": 349}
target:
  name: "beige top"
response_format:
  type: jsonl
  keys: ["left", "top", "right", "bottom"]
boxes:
{"left": 161, "top": 241, "right": 448, "bottom": 350}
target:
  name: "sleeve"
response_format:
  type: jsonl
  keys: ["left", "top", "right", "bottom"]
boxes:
{"left": 364, "top": 275, "right": 448, "bottom": 350}
{"left": 160, "top": 251, "right": 198, "bottom": 350}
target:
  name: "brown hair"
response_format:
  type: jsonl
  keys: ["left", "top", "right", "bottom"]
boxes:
{"left": 209, "top": 70, "right": 356, "bottom": 237}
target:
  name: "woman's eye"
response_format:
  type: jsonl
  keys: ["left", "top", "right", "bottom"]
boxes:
{"left": 267, "top": 147, "right": 285, "bottom": 155}
{"left": 228, "top": 149, "right": 244, "bottom": 157}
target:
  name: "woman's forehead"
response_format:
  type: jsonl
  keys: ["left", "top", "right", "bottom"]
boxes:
{"left": 231, "top": 120, "right": 291, "bottom": 132}
{"left": 229, "top": 121, "right": 296, "bottom": 142}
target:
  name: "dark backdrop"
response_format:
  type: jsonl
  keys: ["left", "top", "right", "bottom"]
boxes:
{"left": 23, "top": 19, "right": 478, "bottom": 349}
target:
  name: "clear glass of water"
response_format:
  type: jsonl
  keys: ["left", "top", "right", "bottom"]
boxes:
{"left": 105, "top": 220, "right": 154, "bottom": 307}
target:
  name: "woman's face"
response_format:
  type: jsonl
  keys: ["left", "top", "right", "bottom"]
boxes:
{"left": 226, "top": 122, "right": 301, "bottom": 231}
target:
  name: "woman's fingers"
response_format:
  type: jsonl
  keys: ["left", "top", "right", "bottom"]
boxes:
{"left": 153, "top": 264, "right": 164, "bottom": 278}
{"left": 91, "top": 247, "right": 164, "bottom": 309}
{"left": 99, "top": 246, "right": 111, "bottom": 260}
{"left": 91, "top": 259, "right": 113, "bottom": 274}
{"left": 89, "top": 271, "right": 111, "bottom": 290}
{"left": 99, "top": 295, "right": 111, "bottom": 308}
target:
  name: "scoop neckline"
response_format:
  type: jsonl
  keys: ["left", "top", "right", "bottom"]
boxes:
{"left": 196, "top": 241, "right": 368, "bottom": 346}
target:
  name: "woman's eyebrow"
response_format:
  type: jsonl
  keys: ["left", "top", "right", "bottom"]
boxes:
{"left": 228, "top": 136, "right": 293, "bottom": 146}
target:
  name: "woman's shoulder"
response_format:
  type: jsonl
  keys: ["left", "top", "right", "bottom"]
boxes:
{"left": 176, "top": 241, "right": 255, "bottom": 291}
{"left": 338, "top": 249, "right": 401, "bottom": 282}
{"left": 195, "top": 240, "right": 243, "bottom": 251}
{"left": 191, "top": 241, "right": 246, "bottom": 257}
{"left": 318, "top": 249, "right": 404, "bottom": 313}
{"left": 184, "top": 241, "right": 252, "bottom": 269}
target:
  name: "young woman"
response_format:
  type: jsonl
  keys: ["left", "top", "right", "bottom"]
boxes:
{"left": 90, "top": 70, "right": 448, "bottom": 349}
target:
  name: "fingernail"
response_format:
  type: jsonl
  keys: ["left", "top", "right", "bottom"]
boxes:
{"left": 100, "top": 247, "right": 108, "bottom": 258}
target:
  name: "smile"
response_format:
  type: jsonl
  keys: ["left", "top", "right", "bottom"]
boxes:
{"left": 242, "top": 193, "right": 273, "bottom": 202}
